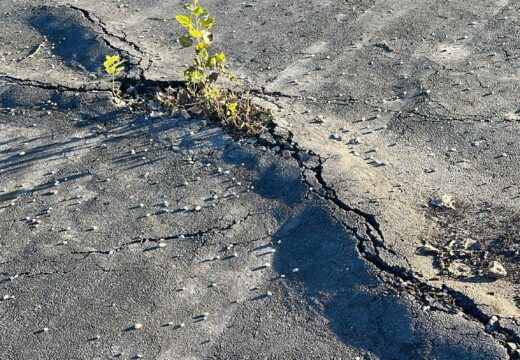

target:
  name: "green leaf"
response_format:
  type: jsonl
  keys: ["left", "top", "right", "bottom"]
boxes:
{"left": 215, "top": 52, "right": 226, "bottom": 63}
{"left": 192, "top": 70, "right": 205, "bottom": 82}
{"left": 104, "top": 54, "right": 119, "bottom": 74}
{"left": 227, "top": 102, "right": 238, "bottom": 116}
{"left": 200, "top": 17, "right": 215, "bottom": 30}
{"left": 204, "top": 86, "right": 220, "bottom": 99}
{"left": 208, "top": 56, "right": 217, "bottom": 68}
{"left": 188, "top": 26, "right": 202, "bottom": 38}
{"left": 192, "top": 6, "right": 205, "bottom": 16}
{"left": 195, "top": 41, "right": 209, "bottom": 51}
{"left": 197, "top": 48, "right": 209, "bottom": 61}
{"left": 175, "top": 15, "right": 192, "bottom": 28}
{"left": 104, "top": 54, "right": 126, "bottom": 75}
{"left": 185, "top": 69, "right": 205, "bottom": 83}
{"left": 178, "top": 35, "right": 193, "bottom": 48}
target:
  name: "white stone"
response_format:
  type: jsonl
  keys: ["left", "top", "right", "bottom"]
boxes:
{"left": 487, "top": 261, "right": 507, "bottom": 279}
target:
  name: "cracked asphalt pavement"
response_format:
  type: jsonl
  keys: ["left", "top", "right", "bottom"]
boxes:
{"left": 0, "top": 0, "right": 519, "bottom": 359}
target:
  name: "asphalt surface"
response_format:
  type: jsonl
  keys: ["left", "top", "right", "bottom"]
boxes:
{"left": 0, "top": 0, "right": 519, "bottom": 359}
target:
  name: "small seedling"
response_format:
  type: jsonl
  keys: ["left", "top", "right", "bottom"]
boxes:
{"left": 96, "top": 2, "right": 272, "bottom": 133}
{"left": 169, "top": 0, "right": 272, "bottom": 134}
{"left": 103, "top": 54, "right": 126, "bottom": 97}
{"left": 174, "top": 0, "right": 229, "bottom": 94}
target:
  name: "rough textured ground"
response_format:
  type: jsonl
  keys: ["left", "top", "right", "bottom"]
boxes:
{"left": 0, "top": 0, "right": 519, "bottom": 359}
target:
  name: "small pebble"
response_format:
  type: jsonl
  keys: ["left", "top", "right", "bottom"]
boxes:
{"left": 331, "top": 133, "right": 342, "bottom": 141}
{"left": 314, "top": 115, "right": 324, "bottom": 123}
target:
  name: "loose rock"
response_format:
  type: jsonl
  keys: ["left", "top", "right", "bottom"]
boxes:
{"left": 487, "top": 261, "right": 507, "bottom": 279}
{"left": 429, "top": 194, "right": 455, "bottom": 209}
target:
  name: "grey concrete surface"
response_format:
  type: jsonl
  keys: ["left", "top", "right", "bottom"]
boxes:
{"left": 0, "top": 0, "right": 519, "bottom": 359}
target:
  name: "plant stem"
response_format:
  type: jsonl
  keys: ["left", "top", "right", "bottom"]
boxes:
{"left": 112, "top": 73, "right": 116, "bottom": 96}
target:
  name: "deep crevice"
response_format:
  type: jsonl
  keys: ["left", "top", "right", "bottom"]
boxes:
{"left": 260, "top": 120, "right": 517, "bottom": 359}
